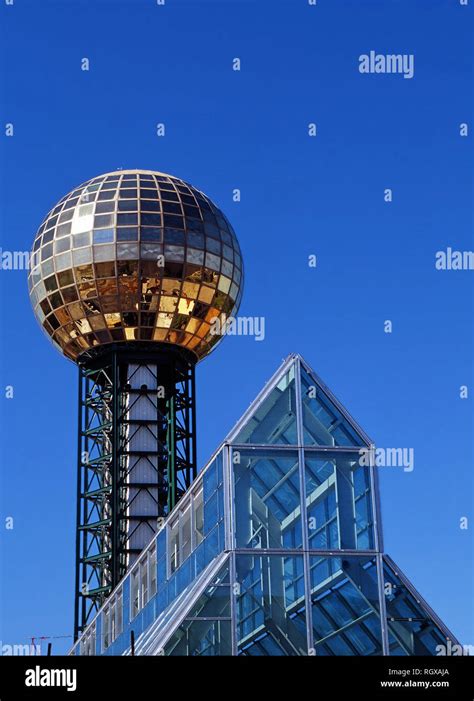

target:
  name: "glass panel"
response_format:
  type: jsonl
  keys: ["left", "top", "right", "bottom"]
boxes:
{"left": 169, "top": 518, "right": 180, "bottom": 574}
{"left": 193, "top": 487, "right": 204, "bottom": 547}
{"left": 309, "top": 555, "right": 383, "bottom": 656}
{"left": 81, "top": 625, "right": 96, "bottom": 656}
{"left": 110, "top": 602, "right": 116, "bottom": 642}
{"left": 117, "top": 591, "right": 123, "bottom": 636}
{"left": 103, "top": 607, "right": 109, "bottom": 651}
{"left": 301, "top": 368, "right": 364, "bottom": 447}
{"left": 233, "top": 449, "right": 302, "bottom": 549}
{"left": 180, "top": 565, "right": 229, "bottom": 621}
{"left": 140, "top": 558, "right": 148, "bottom": 607}
{"left": 165, "top": 620, "right": 232, "bottom": 656}
{"left": 203, "top": 456, "right": 224, "bottom": 537}
{"left": 131, "top": 568, "right": 140, "bottom": 619}
{"left": 180, "top": 506, "right": 192, "bottom": 563}
{"left": 236, "top": 554, "right": 307, "bottom": 656}
{"left": 149, "top": 546, "right": 157, "bottom": 598}
{"left": 383, "top": 558, "right": 454, "bottom": 656}
{"left": 305, "top": 451, "right": 375, "bottom": 551}
{"left": 232, "top": 365, "right": 298, "bottom": 445}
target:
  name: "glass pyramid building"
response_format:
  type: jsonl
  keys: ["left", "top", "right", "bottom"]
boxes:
{"left": 71, "top": 353, "right": 459, "bottom": 656}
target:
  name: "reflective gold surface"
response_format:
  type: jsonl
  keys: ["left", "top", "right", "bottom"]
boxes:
{"left": 28, "top": 170, "right": 243, "bottom": 362}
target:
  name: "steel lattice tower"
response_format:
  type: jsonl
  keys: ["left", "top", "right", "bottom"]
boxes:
{"left": 74, "top": 343, "right": 197, "bottom": 637}
{"left": 27, "top": 169, "right": 244, "bottom": 641}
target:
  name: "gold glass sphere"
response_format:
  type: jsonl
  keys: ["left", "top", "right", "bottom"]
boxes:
{"left": 28, "top": 170, "right": 244, "bottom": 362}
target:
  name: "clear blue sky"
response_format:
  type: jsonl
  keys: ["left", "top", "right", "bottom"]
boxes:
{"left": 0, "top": 0, "right": 472, "bottom": 654}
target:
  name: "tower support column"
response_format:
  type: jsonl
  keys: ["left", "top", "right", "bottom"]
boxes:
{"left": 74, "top": 343, "right": 197, "bottom": 640}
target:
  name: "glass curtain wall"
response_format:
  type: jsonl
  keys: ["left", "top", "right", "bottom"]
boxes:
{"left": 71, "top": 355, "right": 459, "bottom": 657}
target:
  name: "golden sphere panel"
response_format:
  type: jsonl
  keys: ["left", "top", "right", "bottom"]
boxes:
{"left": 28, "top": 170, "right": 243, "bottom": 362}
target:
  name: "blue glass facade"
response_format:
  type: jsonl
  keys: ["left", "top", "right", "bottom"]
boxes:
{"left": 71, "top": 354, "right": 459, "bottom": 656}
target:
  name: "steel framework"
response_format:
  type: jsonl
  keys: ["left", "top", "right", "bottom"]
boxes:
{"left": 70, "top": 353, "right": 460, "bottom": 658}
{"left": 74, "top": 343, "right": 197, "bottom": 640}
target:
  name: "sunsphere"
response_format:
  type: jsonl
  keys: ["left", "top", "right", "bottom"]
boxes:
{"left": 28, "top": 169, "right": 244, "bottom": 362}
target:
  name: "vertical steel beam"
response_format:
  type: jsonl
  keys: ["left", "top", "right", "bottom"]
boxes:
{"left": 73, "top": 368, "right": 83, "bottom": 640}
